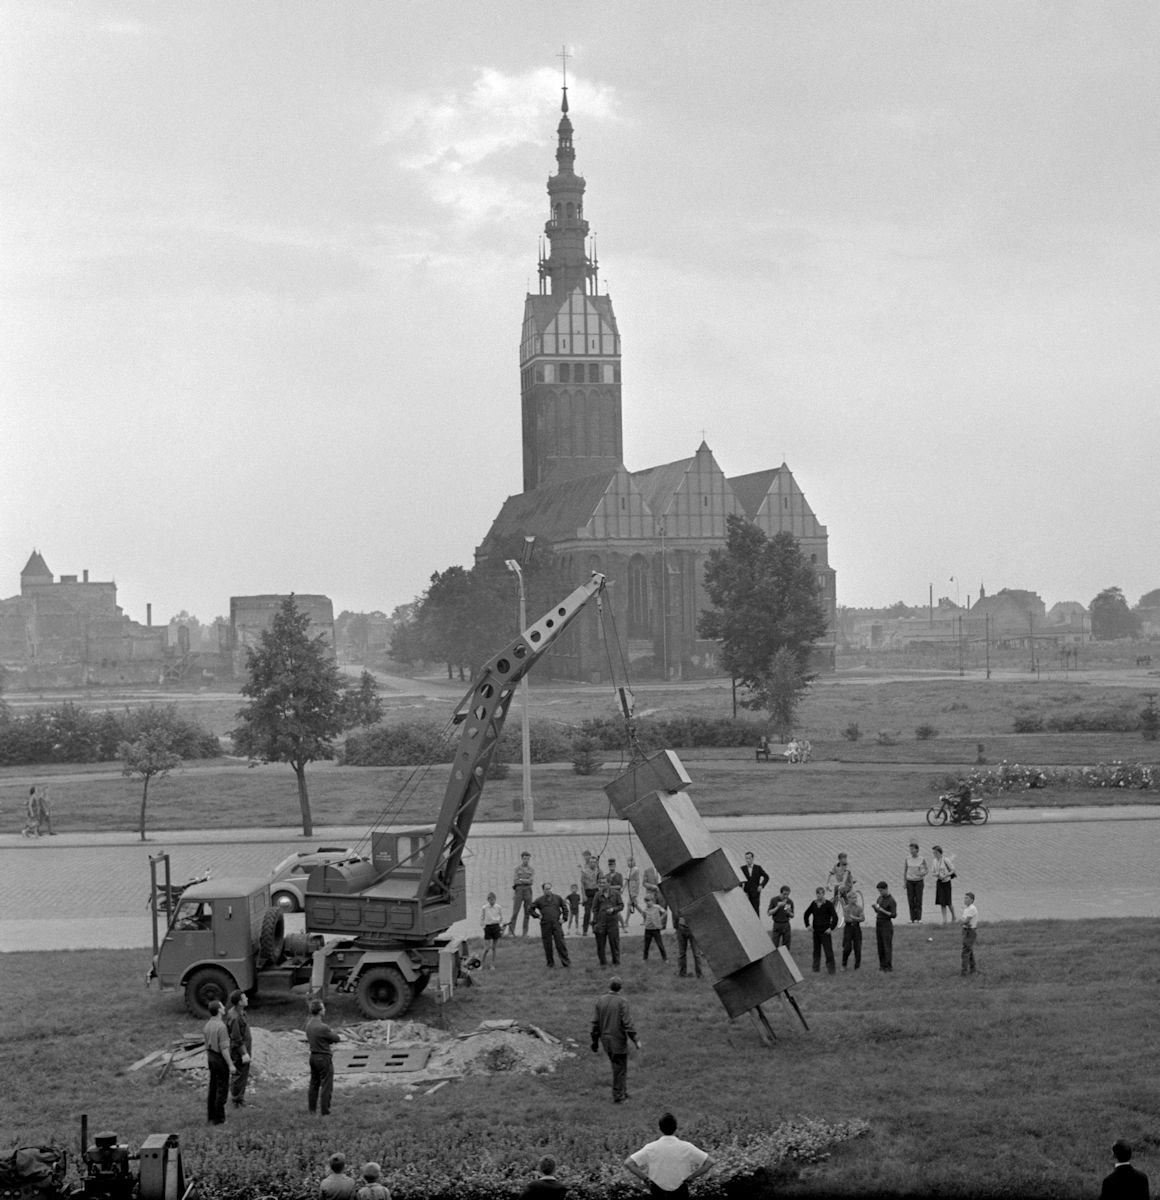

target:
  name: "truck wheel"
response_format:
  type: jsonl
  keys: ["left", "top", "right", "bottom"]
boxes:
{"left": 185, "top": 966, "right": 234, "bottom": 1018}
{"left": 271, "top": 889, "right": 300, "bottom": 913}
{"left": 258, "top": 908, "right": 285, "bottom": 967}
{"left": 355, "top": 966, "right": 412, "bottom": 1020}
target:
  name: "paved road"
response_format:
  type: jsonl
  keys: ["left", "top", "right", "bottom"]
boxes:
{"left": 2, "top": 805, "right": 1157, "bottom": 953}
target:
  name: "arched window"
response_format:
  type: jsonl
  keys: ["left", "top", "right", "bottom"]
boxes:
{"left": 627, "top": 555, "right": 650, "bottom": 638}
{"left": 566, "top": 202, "right": 575, "bottom": 219}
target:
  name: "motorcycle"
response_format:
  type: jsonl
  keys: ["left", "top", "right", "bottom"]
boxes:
{"left": 926, "top": 794, "right": 990, "bottom": 826}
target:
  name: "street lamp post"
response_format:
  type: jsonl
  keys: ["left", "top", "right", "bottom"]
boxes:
{"left": 504, "top": 558, "right": 534, "bottom": 832}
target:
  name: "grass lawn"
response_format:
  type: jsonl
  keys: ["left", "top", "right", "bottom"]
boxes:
{"left": 4, "top": 919, "right": 1157, "bottom": 1198}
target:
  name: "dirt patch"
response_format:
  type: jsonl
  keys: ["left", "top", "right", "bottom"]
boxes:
{"left": 151, "top": 1018, "right": 574, "bottom": 1095}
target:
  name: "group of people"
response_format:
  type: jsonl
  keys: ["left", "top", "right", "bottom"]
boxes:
{"left": 21, "top": 784, "right": 54, "bottom": 837}
{"left": 749, "top": 842, "right": 979, "bottom": 977}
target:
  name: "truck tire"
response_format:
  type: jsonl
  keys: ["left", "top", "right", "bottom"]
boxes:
{"left": 258, "top": 908, "right": 286, "bottom": 967}
{"left": 355, "top": 965, "right": 413, "bottom": 1020}
{"left": 185, "top": 966, "right": 235, "bottom": 1018}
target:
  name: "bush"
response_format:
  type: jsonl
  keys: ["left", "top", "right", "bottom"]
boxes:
{"left": 1013, "top": 714, "right": 1045, "bottom": 733}
{"left": 0, "top": 702, "right": 218, "bottom": 766}
{"left": 841, "top": 721, "right": 862, "bottom": 742}
{"left": 1044, "top": 710, "right": 1140, "bottom": 733}
{"left": 915, "top": 723, "right": 938, "bottom": 740}
{"left": 570, "top": 734, "right": 603, "bottom": 776}
{"left": 1142, "top": 698, "right": 1160, "bottom": 742}
{"left": 940, "top": 759, "right": 1159, "bottom": 795}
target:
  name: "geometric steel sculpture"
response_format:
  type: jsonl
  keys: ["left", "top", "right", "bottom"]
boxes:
{"left": 605, "top": 749, "right": 807, "bottom": 1041}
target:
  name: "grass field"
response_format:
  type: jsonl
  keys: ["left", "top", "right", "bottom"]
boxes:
{"left": 2, "top": 671, "right": 1157, "bottom": 835}
{"left": 4, "top": 920, "right": 1157, "bottom": 1198}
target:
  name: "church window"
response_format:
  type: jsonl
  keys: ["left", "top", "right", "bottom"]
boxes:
{"left": 703, "top": 496, "right": 709, "bottom": 507}
{"left": 811, "top": 553, "right": 817, "bottom": 564}
{"left": 627, "top": 555, "right": 650, "bottom": 638}
{"left": 620, "top": 497, "right": 626, "bottom": 509}
{"left": 783, "top": 497, "right": 789, "bottom": 509}
{"left": 535, "top": 366, "right": 544, "bottom": 383}
{"left": 566, "top": 202, "right": 575, "bottom": 218}
{"left": 559, "top": 362, "right": 571, "bottom": 383}
{"left": 613, "top": 365, "right": 621, "bottom": 383}
{"left": 588, "top": 363, "right": 600, "bottom": 382}
{"left": 553, "top": 204, "right": 561, "bottom": 222}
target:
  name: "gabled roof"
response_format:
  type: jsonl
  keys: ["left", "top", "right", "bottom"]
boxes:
{"left": 478, "top": 470, "right": 620, "bottom": 554}
{"left": 630, "top": 457, "right": 693, "bottom": 516}
{"left": 728, "top": 467, "right": 784, "bottom": 519}
{"left": 522, "top": 289, "right": 619, "bottom": 336}
{"left": 21, "top": 550, "right": 50, "bottom": 578}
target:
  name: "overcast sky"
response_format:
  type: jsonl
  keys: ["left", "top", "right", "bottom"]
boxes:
{"left": 3, "top": 2, "right": 1157, "bottom": 624}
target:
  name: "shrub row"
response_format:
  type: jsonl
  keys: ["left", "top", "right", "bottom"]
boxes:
{"left": 0, "top": 703, "right": 219, "bottom": 766}
{"left": 942, "top": 760, "right": 1159, "bottom": 795}
{"left": 196, "top": 1117, "right": 869, "bottom": 1200}
{"left": 1013, "top": 711, "right": 1141, "bottom": 733}
{"left": 578, "top": 715, "right": 764, "bottom": 751}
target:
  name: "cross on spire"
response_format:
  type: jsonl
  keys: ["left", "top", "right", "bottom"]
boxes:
{"left": 558, "top": 45, "right": 571, "bottom": 112}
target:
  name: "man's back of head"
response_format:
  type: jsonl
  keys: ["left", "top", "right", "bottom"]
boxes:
{"left": 1113, "top": 1140, "right": 1133, "bottom": 1164}
{"left": 329, "top": 1154, "right": 346, "bottom": 1173}
{"left": 609, "top": 976, "right": 622, "bottom": 992}
{"left": 658, "top": 1112, "right": 678, "bottom": 1137}
{"left": 538, "top": 1155, "right": 556, "bottom": 1177}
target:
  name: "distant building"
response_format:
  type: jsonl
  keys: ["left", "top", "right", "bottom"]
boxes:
{"left": 475, "top": 88, "right": 836, "bottom": 680}
{"left": 0, "top": 550, "right": 167, "bottom": 686}
{"left": 230, "top": 594, "right": 335, "bottom": 676}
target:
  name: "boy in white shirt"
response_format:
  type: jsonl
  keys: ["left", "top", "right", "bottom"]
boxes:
{"left": 960, "top": 892, "right": 979, "bottom": 976}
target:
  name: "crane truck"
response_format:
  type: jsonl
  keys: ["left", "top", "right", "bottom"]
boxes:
{"left": 147, "top": 572, "right": 607, "bottom": 1020}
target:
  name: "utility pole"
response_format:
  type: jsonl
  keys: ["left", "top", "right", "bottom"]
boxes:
{"left": 504, "top": 558, "right": 534, "bottom": 832}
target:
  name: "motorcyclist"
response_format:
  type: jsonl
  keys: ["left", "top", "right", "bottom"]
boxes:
{"left": 951, "top": 781, "right": 974, "bottom": 822}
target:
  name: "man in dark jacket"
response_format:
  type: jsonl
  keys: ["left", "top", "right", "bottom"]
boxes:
{"left": 529, "top": 883, "right": 571, "bottom": 968}
{"left": 591, "top": 977, "right": 640, "bottom": 1103}
{"left": 1100, "top": 1140, "right": 1150, "bottom": 1200}
{"left": 803, "top": 886, "right": 838, "bottom": 974}
{"left": 740, "top": 851, "right": 770, "bottom": 913}
{"left": 225, "top": 989, "right": 252, "bottom": 1106}
{"left": 591, "top": 884, "right": 623, "bottom": 967}
{"left": 305, "top": 998, "right": 341, "bottom": 1116}
{"left": 519, "top": 1155, "right": 568, "bottom": 1198}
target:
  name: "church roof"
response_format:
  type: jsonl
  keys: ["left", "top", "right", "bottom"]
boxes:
{"left": 630, "top": 457, "right": 694, "bottom": 516}
{"left": 523, "top": 289, "right": 618, "bottom": 335}
{"left": 21, "top": 550, "right": 50, "bottom": 578}
{"left": 479, "top": 470, "right": 620, "bottom": 553}
{"left": 728, "top": 467, "right": 784, "bottom": 518}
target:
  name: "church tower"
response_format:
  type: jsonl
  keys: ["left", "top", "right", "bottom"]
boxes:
{"left": 519, "top": 84, "right": 623, "bottom": 493}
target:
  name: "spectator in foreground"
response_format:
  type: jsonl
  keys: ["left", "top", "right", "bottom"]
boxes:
{"left": 1099, "top": 1140, "right": 1149, "bottom": 1200}
{"left": 355, "top": 1162, "right": 390, "bottom": 1200}
{"left": 520, "top": 1154, "right": 568, "bottom": 1198}
{"left": 319, "top": 1153, "right": 357, "bottom": 1200}
{"left": 624, "top": 1111, "right": 714, "bottom": 1199}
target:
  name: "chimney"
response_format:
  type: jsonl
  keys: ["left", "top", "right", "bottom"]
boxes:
{"left": 147, "top": 603, "right": 152, "bottom": 627}
{"left": 83, "top": 569, "right": 89, "bottom": 583}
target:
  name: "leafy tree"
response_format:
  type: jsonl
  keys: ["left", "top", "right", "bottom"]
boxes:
{"left": 120, "top": 726, "right": 181, "bottom": 841}
{"left": 759, "top": 646, "right": 807, "bottom": 739}
{"left": 1089, "top": 587, "right": 1140, "bottom": 640}
{"left": 1136, "top": 588, "right": 1160, "bottom": 610}
{"left": 343, "top": 669, "right": 384, "bottom": 729}
{"left": 698, "top": 516, "right": 829, "bottom": 719}
{"left": 232, "top": 596, "right": 351, "bottom": 836}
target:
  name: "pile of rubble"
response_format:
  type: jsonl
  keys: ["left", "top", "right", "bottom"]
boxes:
{"left": 129, "top": 1018, "right": 574, "bottom": 1095}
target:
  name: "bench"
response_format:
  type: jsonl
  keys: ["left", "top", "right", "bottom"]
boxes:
{"left": 755, "top": 743, "right": 790, "bottom": 762}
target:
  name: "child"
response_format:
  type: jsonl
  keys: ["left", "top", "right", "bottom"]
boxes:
{"left": 356, "top": 1162, "right": 390, "bottom": 1200}
{"left": 642, "top": 896, "right": 668, "bottom": 961}
{"left": 566, "top": 883, "right": 582, "bottom": 933}
{"left": 623, "top": 857, "right": 642, "bottom": 928}
{"left": 768, "top": 885, "right": 794, "bottom": 949}
{"left": 480, "top": 892, "right": 503, "bottom": 970}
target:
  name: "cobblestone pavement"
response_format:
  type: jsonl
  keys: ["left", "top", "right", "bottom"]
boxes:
{"left": 2, "top": 805, "right": 1157, "bottom": 952}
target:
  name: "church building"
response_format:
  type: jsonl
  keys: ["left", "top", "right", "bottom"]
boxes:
{"left": 476, "top": 88, "right": 836, "bottom": 681}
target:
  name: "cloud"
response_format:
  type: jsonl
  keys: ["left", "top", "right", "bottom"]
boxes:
{"left": 378, "top": 66, "right": 620, "bottom": 225}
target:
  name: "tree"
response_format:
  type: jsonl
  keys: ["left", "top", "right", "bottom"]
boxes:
{"left": 121, "top": 727, "right": 181, "bottom": 841}
{"left": 1136, "top": 588, "right": 1160, "bottom": 610}
{"left": 232, "top": 596, "right": 350, "bottom": 836}
{"left": 698, "top": 516, "right": 829, "bottom": 720}
{"left": 343, "top": 669, "right": 384, "bottom": 729}
{"left": 1089, "top": 587, "right": 1140, "bottom": 640}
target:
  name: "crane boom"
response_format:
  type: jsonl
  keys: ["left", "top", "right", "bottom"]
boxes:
{"left": 414, "top": 571, "right": 607, "bottom": 904}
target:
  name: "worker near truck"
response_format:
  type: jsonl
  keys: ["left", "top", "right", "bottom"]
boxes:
{"left": 203, "top": 999, "right": 236, "bottom": 1125}
{"left": 306, "top": 998, "right": 342, "bottom": 1117}
{"left": 225, "top": 989, "right": 252, "bottom": 1106}
{"left": 509, "top": 852, "right": 535, "bottom": 937}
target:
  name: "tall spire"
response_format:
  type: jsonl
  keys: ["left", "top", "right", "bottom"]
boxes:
{"left": 540, "top": 50, "right": 593, "bottom": 296}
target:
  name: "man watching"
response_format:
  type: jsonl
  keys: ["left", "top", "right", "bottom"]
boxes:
{"left": 624, "top": 1111, "right": 714, "bottom": 1198}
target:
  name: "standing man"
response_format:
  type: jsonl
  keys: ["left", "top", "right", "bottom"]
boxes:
{"left": 606, "top": 858, "right": 625, "bottom": 924}
{"left": 768, "top": 886, "right": 794, "bottom": 949}
{"left": 203, "top": 999, "right": 235, "bottom": 1125}
{"left": 509, "top": 851, "right": 536, "bottom": 937}
{"left": 803, "top": 886, "right": 837, "bottom": 974}
{"left": 591, "top": 883, "right": 623, "bottom": 967}
{"left": 960, "top": 892, "right": 979, "bottom": 976}
{"left": 903, "top": 841, "right": 929, "bottom": 923}
{"left": 1099, "top": 1140, "right": 1149, "bottom": 1200}
{"left": 624, "top": 1112, "right": 714, "bottom": 1199}
{"left": 529, "top": 883, "right": 571, "bottom": 968}
{"left": 827, "top": 852, "right": 854, "bottom": 905}
{"left": 674, "top": 912, "right": 705, "bottom": 979}
{"left": 225, "top": 989, "right": 252, "bottom": 1107}
{"left": 590, "top": 976, "right": 640, "bottom": 1104}
{"left": 305, "top": 998, "right": 341, "bottom": 1117}
{"left": 623, "top": 857, "right": 642, "bottom": 929}
{"left": 580, "top": 851, "right": 601, "bottom": 935}
{"left": 840, "top": 889, "right": 864, "bottom": 970}
{"left": 740, "top": 851, "right": 769, "bottom": 913}
{"left": 872, "top": 881, "right": 897, "bottom": 972}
